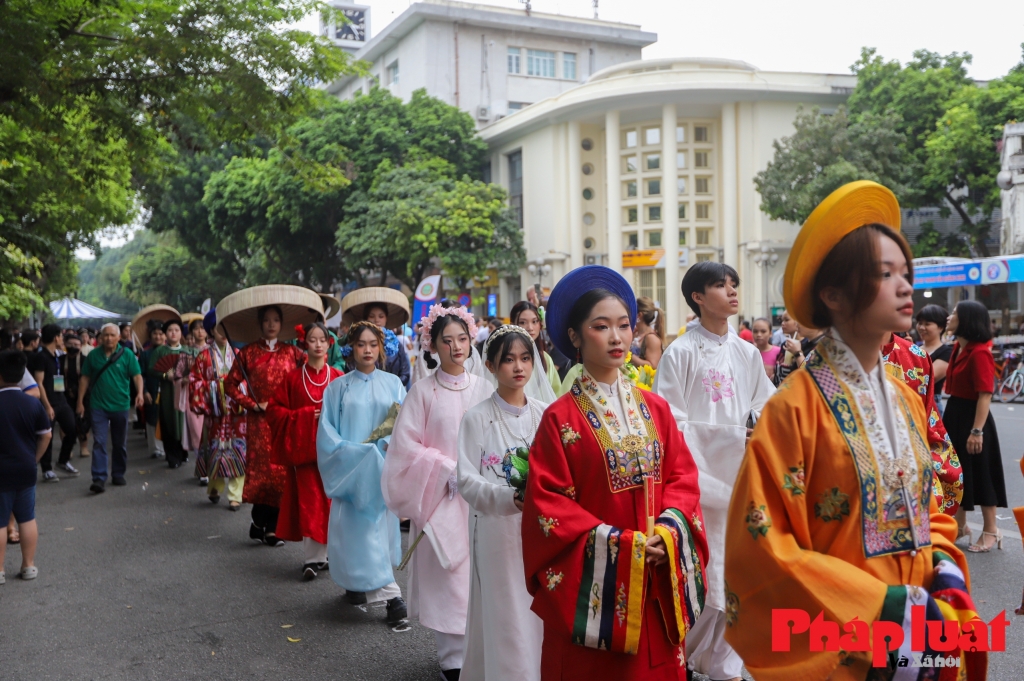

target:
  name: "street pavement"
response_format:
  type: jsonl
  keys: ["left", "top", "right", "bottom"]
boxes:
{"left": 3, "top": 407, "right": 1023, "bottom": 680}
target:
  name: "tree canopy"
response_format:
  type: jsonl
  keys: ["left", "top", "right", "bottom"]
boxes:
{"left": 159, "top": 86, "right": 522, "bottom": 294}
{"left": 0, "top": 0, "right": 351, "bottom": 320}
{"left": 756, "top": 47, "right": 1024, "bottom": 257}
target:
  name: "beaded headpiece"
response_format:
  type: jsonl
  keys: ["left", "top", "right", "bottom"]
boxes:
{"left": 418, "top": 304, "right": 478, "bottom": 352}
{"left": 482, "top": 324, "right": 532, "bottom": 357}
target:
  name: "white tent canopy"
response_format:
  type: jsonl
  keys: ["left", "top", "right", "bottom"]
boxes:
{"left": 49, "top": 297, "right": 122, "bottom": 320}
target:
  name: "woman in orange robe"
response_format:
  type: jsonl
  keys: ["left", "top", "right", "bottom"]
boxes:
{"left": 522, "top": 266, "right": 707, "bottom": 680}
{"left": 724, "top": 181, "right": 982, "bottom": 680}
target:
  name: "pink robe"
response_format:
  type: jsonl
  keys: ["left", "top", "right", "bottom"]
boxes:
{"left": 382, "top": 369, "right": 493, "bottom": 634}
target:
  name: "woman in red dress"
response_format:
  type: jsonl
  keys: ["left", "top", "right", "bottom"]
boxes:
{"left": 522, "top": 266, "right": 707, "bottom": 681}
{"left": 267, "top": 322, "right": 342, "bottom": 580}
{"left": 224, "top": 305, "right": 305, "bottom": 547}
{"left": 188, "top": 312, "right": 247, "bottom": 510}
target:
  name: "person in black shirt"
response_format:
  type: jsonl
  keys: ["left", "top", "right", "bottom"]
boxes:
{"left": 60, "top": 332, "right": 91, "bottom": 458}
{"left": 30, "top": 325, "right": 79, "bottom": 480}
{"left": 916, "top": 304, "right": 952, "bottom": 414}
{"left": 0, "top": 350, "right": 52, "bottom": 583}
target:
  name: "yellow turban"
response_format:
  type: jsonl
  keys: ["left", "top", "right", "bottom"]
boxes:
{"left": 782, "top": 181, "right": 901, "bottom": 328}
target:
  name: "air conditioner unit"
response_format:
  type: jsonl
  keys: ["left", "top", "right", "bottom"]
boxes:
{"left": 585, "top": 254, "right": 607, "bottom": 265}
{"left": 476, "top": 106, "right": 490, "bottom": 120}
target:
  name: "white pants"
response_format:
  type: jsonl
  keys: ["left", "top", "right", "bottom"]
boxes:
{"left": 685, "top": 607, "right": 744, "bottom": 679}
{"left": 146, "top": 425, "right": 164, "bottom": 456}
{"left": 302, "top": 537, "right": 328, "bottom": 565}
{"left": 433, "top": 631, "right": 466, "bottom": 671}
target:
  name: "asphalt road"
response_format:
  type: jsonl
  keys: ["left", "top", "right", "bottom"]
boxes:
{"left": 3, "top": 407, "right": 1023, "bottom": 681}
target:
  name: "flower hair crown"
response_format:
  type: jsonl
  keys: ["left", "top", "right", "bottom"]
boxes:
{"left": 340, "top": 322, "right": 399, "bottom": 359}
{"left": 483, "top": 324, "right": 532, "bottom": 356}
{"left": 419, "top": 303, "right": 478, "bottom": 351}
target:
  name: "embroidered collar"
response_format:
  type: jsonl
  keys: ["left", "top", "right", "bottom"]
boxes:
{"left": 693, "top": 323, "right": 730, "bottom": 346}
{"left": 806, "top": 330, "right": 931, "bottom": 557}
{"left": 579, "top": 367, "right": 643, "bottom": 442}
{"left": 493, "top": 392, "right": 530, "bottom": 416}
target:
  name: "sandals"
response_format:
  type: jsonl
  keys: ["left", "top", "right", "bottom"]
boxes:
{"left": 955, "top": 525, "right": 971, "bottom": 545}
{"left": 967, "top": 530, "right": 1003, "bottom": 553}
{"left": 7, "top": 530, "right": 19, "bottom": 545}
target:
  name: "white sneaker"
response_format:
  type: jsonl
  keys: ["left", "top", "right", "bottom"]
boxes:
{"left": 0, "top": 571, "right": 5, "bottom": 585}
{"left": 42, "top": 470, "right": 59, "bottom": 483}
{"left": 61, "top": 462, "right": 80, "bottom": 476}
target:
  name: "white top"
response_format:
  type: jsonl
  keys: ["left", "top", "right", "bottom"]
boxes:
{"left": 653, "top": 320, "right": 776, "bottom": 612}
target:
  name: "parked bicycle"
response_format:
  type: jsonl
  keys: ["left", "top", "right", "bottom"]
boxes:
{"left": 997, "top": 350, "right": 1024, "bottom": 402}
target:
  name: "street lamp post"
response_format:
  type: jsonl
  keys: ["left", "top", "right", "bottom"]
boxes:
{"left": 526, "top": 256, "right": 552, "bottom": 292}
{"left": 752, "top": 244, "right": 779, "bottom": 319}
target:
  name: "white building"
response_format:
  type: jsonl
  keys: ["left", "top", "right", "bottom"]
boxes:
{"left": 479, "top": 57, "right": 857, "bottom": 331}
{"left": 324, "top": 0, "right": 655, "bottom": 126}
{"left": 999, "top": 122, "right": 1024, "bottom": 255}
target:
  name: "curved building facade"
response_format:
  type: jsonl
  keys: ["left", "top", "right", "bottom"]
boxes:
{"left": 480, "top": 57, "right": 855, "bottom": 332}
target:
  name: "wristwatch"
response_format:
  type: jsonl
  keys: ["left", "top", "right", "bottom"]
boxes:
{"left": 969, "top": 428, "right": 984, "bottom": 436}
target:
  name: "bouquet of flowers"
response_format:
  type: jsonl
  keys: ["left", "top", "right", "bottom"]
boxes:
{"left": 622, "top": 352, "right": 656, "bottom": 391}
{"left": 502, "top": 446, "right": 530, "bottom": 502}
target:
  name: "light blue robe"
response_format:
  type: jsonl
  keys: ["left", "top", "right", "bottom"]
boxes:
{"left": 316, "top": 369, "right": 406, "bottom": 592}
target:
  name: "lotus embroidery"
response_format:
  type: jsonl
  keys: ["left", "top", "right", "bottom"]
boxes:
{"left": 702, "top": 369, "right": 735, "bottom": 402}
{"left": 782, "top": 462, "right": 806, "bottom": 496}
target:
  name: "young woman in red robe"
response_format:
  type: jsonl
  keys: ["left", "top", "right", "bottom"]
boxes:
{"left": 224, "top": 305, "right": 305, "bottom": 547}
{"left": 522, "top": 266, "right": 708, "bottom": 681}
{"left": 267, "top": 322, "right": 342, "bottom": 580}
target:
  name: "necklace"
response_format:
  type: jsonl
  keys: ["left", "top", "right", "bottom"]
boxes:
{"left": 491, "top": 393, "right": 539, "bottom": 451}
{"left": 301, "top": 364, "right": 329, "bottom": 404}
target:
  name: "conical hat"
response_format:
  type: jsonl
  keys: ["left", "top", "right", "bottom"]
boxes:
{"left": 180, "top": 312, "right": 204, "bottom": 330}
{"left": 318, "top": 293, "right": 341, "bottom": 319}
{"left": 340, "top": 287, "right": 410, "bottom": 328}
{"left": 216, "top": 285, "right": 325, "bottom": 344}
{"left": 131, "top": 304, "right": 181, "bottom": 347}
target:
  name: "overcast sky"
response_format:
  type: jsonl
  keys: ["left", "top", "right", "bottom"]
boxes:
{"left": 305, "top": 0, "right": 1024, "bottom": 80}
{"left": 81, "top": 0, "right": 1023, "bottom": 258}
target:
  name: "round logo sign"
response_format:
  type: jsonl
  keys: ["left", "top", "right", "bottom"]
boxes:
{"left": 987, "top": 263, "right": 1002, "bottom": 280}
{"left": 458, "top": 293, "right": 471, "bottom": 307}
{"left": 421, "top": 283, "right": 434, "bottom": 297}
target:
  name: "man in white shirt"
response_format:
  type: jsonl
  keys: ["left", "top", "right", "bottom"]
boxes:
{"left": 653, "top": 261, "right": 775, "bottom": 681}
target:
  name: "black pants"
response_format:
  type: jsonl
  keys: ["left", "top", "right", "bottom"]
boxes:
{"left": 252, "top": 504, "right": 279, "bottom": 534}
{"left": 164, "top": 435, "right": 186, "bottom": 467}
{"left": 39, "top": 395, "right": 77, "bottom": 472}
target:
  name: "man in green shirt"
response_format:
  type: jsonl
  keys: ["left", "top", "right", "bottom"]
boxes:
{"left": 76, "top": 324, "right": 144, "bottom": 494}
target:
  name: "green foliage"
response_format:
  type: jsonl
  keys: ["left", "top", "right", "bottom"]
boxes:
{"left": 754, "top": 106, "right": 913, "bottom": 225}
{"left": 78, "top": 231, "right": 161, "bottom": 315}
{"left": 756, "top": 45, "right": 1024, "bottom": 258}
{"left": 911, "top": 223, "right": 971, "bottom": 259}
{"left": 1, "top": 0, "right": 353, "bottom": 319}
{"left": 195, "top": 87, "right": 518, "bottom": 291}
{"left": 121, "top": 233, "right": 236, "bottom": 312}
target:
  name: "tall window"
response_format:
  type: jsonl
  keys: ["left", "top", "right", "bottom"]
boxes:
{"left": 695, "top": 126, "right": 709, "bottom": 142}
{"left": 387, "top": 61, "right": 399, "bottom": 85}
{"left": 637, "top": 269, "right": 666, "bottom": 309}
{"left": 563, "top": 52, "right": 577, "bottom": 80}
{"left": 508, "top": 47, "right": 521, "bottom": 74}
{"left": 508, "top": 151, "right": 523, "bottom": 230}
{"left": 527, "top": 49, "right": 556, "bottom": 78}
